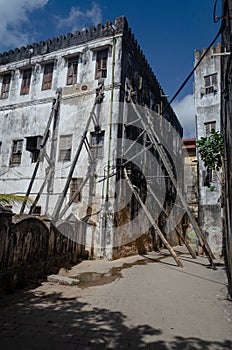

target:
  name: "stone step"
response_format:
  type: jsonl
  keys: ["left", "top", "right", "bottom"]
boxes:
{"left": 47, "top": 274, "right": 79, "bottom": 286}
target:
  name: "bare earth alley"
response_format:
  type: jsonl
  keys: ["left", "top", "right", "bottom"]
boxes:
{"left": 0, "top": 247, "right": 231, "bottom": 350}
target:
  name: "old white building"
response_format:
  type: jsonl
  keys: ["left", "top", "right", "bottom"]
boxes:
{"left": 194, "top": 43, "right": 223, "bottom": 255}
{"left": 0, "top": 16, "right": 183, "bottom": 259}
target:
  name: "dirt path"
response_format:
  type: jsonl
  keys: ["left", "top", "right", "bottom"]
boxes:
{"left": 0, "top": 248, "right": 231, "bottom": 349}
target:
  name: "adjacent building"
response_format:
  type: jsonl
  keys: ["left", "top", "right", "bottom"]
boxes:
{"left": 182, "top": 138, "right": 198, "bottom": 244}
{"left": 194, "top": 43, "right": 223, "bottom": 255}
{"left": 221, "top": 0, "right": 232, "bottom": 296}
{"left": 0, "top": 16, "right": 183, "bottom": 259}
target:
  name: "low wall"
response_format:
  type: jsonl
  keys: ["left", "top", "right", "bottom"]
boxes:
{"left": 0, "top": 209, "right": 85, "bottom": 293}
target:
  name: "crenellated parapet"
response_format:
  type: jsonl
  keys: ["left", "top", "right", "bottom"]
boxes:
{"left": 0, "top": 16, "right": 128, "bottom": 65}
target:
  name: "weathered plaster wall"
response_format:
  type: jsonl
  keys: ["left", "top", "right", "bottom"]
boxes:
{"left": 0, "top": 210, "right": 85, "bottom": 294}
{"left": 0, "top": 16, "right": 183, "bottom": 259}
{"left": 194, "top": 43, "right": 223, "bottom": 255}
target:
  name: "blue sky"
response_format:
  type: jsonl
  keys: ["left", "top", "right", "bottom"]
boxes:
{"left": 0, "top": 0, "right": 222, "bottom": 137}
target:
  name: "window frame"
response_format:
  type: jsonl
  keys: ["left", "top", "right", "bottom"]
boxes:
{"left": 90, "top": 130, "right": 105, "bottom": 158}
{"left": 95, "top": 49, "right": 108, "bottom": 80}
{"left": 204, "top": 73, "right": 218, "bottom": 95}
{"left": 20, "top": 69, "right": 32, "bottom": 95}
{"left": 66, "top": 56, "right": 79, "bottom": 85}
{"left": 42, "top": 62, "right": 54, "bottom": 90}
{"left": 204, "top": 121, "right": 216, "bottom": 136}
{"left": 58, "top": 134, "right": 72, "bottom": 162}
{"left": 10, "top": 139, "right": 23, "bottom": 166}
{"left": 1, "top": 73, "right": 11, "bottom": 99}
{"left": 70, "top": 178, "right": 83, "bottom": 203}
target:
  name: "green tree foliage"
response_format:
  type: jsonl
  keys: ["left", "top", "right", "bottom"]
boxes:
{"left": 196, "top": 129, "right": 224, "bottom": 189}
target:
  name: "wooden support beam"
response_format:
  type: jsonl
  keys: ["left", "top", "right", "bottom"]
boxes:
{"left": 124, "top": 169, "right": 183, "bottom": 268}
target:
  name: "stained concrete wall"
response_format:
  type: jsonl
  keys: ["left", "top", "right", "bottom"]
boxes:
{"left": 0, "top": 16, "right": 183, "bottom": 259}
{"left": 194, "top": 43, "right": 223, "bottom": 255}
{"left": 0, "top": 209, "right": 85, "bottom": 294}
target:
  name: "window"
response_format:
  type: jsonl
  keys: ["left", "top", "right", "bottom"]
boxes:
{"left": 26, "top": 136, "right": 43, "bottom": 163}
{"left": 95, "top": 50, "right": 108, "bottom": 79}
{"left": 59, "top": 135, "right": 72, "bottom": 162}
{"left": 1, "top": 73, "right": 11, "bottom": 99}
{"left": 42, "top": 62, "right": 54, "bottom": 90}
{"left": 20, "top": 69, "right": 32, "bottom": 95}
{"left": 90, "top": 130, "right": 104, "bottom": 158}
{"left": 204, "top": 121, "right": 216, "bottom": 136}
{"left": 10, "top": 140, "right": 23, "bottom": 166}
{"left": 204, "top": 73, "right": 217, "bottom": 94}
{"left": 66, "top": 56, "right": 78, "bottom": 85}
{"left": 70, "top": 178, "right": 83, "bottom": 203}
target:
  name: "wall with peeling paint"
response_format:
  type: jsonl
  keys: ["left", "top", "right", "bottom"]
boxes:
{"left": 194, "top": 43, "right": 223, "bottom": 255}
{"left": 0, "top": 17, "right": 183, "bottom": 259}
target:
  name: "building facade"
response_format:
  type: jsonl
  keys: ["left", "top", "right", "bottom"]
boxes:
{"left": 0, "top": 16, "right": 182, "bottom": 259}
{"left": 221, "top": 0, "right": 232, "bottom": 297}
{"left": 182, "top": 138, "right": 198, "bottom": 244}
{"left": 194, "top": 43, "right": 223, "bottom": 255}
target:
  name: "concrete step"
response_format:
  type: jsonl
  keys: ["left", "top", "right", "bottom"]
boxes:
{"left": 47, "top": 274, "right": 79, "bottom": 286}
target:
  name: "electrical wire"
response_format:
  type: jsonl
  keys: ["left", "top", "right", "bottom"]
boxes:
{"left": 213, "top": 0, "right": 221, "bottom": 23}
{"left": 168, "top": 24, "right": 224, "bottom": 107}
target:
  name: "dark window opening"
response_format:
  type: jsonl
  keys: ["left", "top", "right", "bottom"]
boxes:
{"left": 21, "top": 69, "right": 32, "bottom": 95}
{"left": 10, "top": 139, "right": 23, "bottom": 166}
{"left": 26, "top": 136, "right": 43, "bottom": 163}
{"left": 66, "top": 56, "right": 78, "bottom": 85}
{"left": 59, "top": 134, "right": 72, "bottom": 162}
{"left": 42, "top": 62, "right": 54, "bottom": 90}
{"left": 95, "top": 50, "right": 108, "bottom": 79}
{"left": 1, "top": 74, "right": 11, "bottom": 99}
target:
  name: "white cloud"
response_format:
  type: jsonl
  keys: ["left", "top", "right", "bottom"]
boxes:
{"left": 172, "top": 94, "right": 196, "bottom": 138}
{"left": 0, "top": 0, "right": 48, "bottom": 50}
{"left": 57, "top": 2, "right": 102, "bottom": 32}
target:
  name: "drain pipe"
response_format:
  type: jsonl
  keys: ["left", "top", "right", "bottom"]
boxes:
{"left": 105, "top": 33, "right": 116, "bottom": 201}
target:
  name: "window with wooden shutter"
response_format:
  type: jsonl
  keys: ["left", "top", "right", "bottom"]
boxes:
{"left": 70, "top": 178, "right": 82, "bottom": 202}
{"left": 20, "top": 69, "right": 31, "bottom": 95}
{"left": 42, "top": 62, "right": 54, "bottom": 90}
{"left": 10, "top": 139, "right": 23, "bottom": 166}
{"left": 59, "top": 135, "right": 72, "bottom": 162}
{"left": 204, "top": 121, "right": 216, "bottom": 136}
{"left": 95, "top": 50, "right": 108, "bottom": 79}
{"left": 1, "top": 73, "right": 11, "bottom": 99}
{"left": 66, "top": 56, "right": 78, "bottom": 85}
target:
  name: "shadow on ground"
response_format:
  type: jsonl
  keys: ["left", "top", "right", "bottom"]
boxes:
{"left": 0, "top": 288, "right": 231, "bottom": 350}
